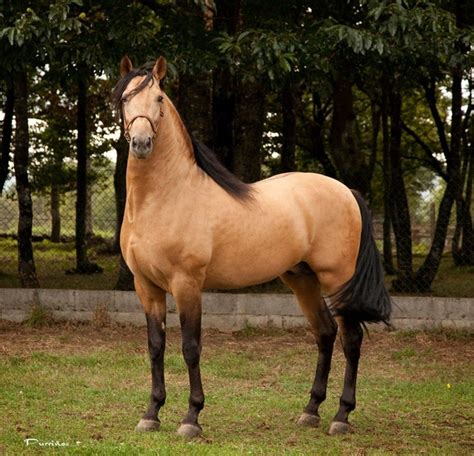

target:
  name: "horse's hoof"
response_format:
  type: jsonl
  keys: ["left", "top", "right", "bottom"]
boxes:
{"left": 135, "top": 419, "right": 160, "bottom": 432}
{"left": 328, "top": 421, "right": 350, "bottom": 435}
{"left": 177, "top": 423, "right": 202, "bottom": 439}
{"left": 296, "top": 412, "right": 320, "bottom": 428}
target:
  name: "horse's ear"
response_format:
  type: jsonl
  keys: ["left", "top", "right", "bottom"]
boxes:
{"left": 153, "top": 56, "right": 167, "bottom": 80}
{"left": 120, "top": 56, "right": 133, "bottom": 77}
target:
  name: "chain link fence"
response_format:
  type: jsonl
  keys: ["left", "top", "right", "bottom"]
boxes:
{"left": 0, "top": 179, "right": 119, "bottom": 290}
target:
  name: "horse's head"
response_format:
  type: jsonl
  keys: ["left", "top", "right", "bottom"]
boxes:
{"left": 114, "top": 56, "right": 167, "bottom": 159}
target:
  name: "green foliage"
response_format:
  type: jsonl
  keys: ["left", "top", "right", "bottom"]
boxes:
{"left": 0, "top": 0, "right": 83, "bottom": 72}
{"left": 216, "top": 29, "right": 299, "bottom": 84}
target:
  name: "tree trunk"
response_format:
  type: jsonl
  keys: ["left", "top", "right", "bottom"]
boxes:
{"left": 212, "top": 67, "right": 235, "bottom": 170}
{"left": 368, "top": 101, "right": 380, "bottom": 203}
{"left": 414, "top": 64, "right": 463, "bottom": 288}
{"left": 85, "top": 179, "right": 93, "bottom": 240}
{"left": 451, "top": 142, "right": 473, "bottom": 265}
{"left": 13, "top": 72, "right": 39, "bottom": 288}
{"left": 381, "top": 88, "right": 395, "bottom": 274}
{"left": 211, "top": 0, "right": 241, "bottom": 170}
{"left": 387, "top": 87, "right": 414, "bottom": 291}
{"left": 452, "top": 0, "right": 474, "bottom": 266}
{"left": 329, "top": 76, "right": 369, "bottom": 195}
{"left": 280, "top": 79, "right": 296, "bottom": 172}
{"left": 1, "top": 80, "right": 14, "bottom": 193}
{"left": 414, "top": 183, "right": 456, "bottom": 288}
{"left": 460, "top": 151, "right": 473, "bottom": 264}
{"left": 459, "top": 143, "right": 473, "bottom": 263}
{"left": 50, "top": 182, "right": 61, "bottom": 242}
{"left": 113, "top": 130, "right": 134, "bottom": 289}
{"left": 233, "top": 79, "right": 265, "bottom": 182}
{"left": 75, "top": 71, "right": 101, "bottom": 273}
{"left": 178, "top": 72, "right": 213, "bottom": 145}
{"left": 451, "top": 94, "right": 473, "bottom": 265}
{"left": 311, "top": 92, "right": 337, "bottom": 178}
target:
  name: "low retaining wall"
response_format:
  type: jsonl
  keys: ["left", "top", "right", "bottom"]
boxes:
{"left": 0, "top": 288, "right": 473, "bottom": 331}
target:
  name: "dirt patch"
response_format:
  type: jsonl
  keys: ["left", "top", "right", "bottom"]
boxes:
{"left": 1, "top": 320, "right": 472, "bottom": 365}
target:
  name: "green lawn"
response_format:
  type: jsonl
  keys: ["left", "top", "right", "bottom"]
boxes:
{"left": 0, "top": 323, "right": 473, "bottom": 455}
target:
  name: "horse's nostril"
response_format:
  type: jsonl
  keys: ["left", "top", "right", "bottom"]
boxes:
{"left": 146, "top": 137, "right": 152, "bottom": 148}
{"left": 132, "top": 137, "right": 138, "bottom": 147}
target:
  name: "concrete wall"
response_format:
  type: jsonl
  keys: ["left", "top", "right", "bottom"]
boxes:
{"left": 0, "top": 288, "right": 473, "bottom": 331}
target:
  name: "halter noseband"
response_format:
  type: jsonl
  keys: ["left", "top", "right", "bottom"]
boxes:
{"left": 124, "top": 114, "right": 163, "bottom": 142}
{"left": 123, "top": 103, "right": 164, "bottom": 143}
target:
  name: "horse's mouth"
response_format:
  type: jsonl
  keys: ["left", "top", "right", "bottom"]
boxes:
{"left": 130, "top": 149, "right": 152, "bottom": 160}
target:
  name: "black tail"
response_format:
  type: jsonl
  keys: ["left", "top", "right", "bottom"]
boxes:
{"left": 328, "top": 190, "right": 392, "bottom": 324}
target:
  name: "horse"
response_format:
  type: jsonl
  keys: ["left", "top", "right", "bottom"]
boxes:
{"left": 113, "top": 55, "right": 391, "bottom": 439}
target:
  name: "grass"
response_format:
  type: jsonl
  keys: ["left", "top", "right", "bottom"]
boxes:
{"left": 0, "top": 322, "right": 473, "bottom": 455}
{"left": 0, "top": 237, "right": 473, "bottom": 297}
{"left": 0, "top": 238, "right": 118, "bottom": 290}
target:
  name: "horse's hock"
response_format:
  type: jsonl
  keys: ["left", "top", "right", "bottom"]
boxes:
{"left": 1, "top": 289, "right": 473, "bottom": 331}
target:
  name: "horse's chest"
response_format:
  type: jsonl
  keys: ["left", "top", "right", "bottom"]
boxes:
{"left": 121, "top": 230, "right": 172, "bottom": 287}
{"left": 121, "top": 224, "right": 208, "bottom": 291}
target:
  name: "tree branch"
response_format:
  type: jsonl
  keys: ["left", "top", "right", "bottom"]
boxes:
{"left": 423, "top": 80, "right": 451, "bottom": 159}
{"left": 400, "top": 118, "right": 448, "bottom": 181}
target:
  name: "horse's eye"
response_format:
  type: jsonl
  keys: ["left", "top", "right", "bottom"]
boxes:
{"left": 157, "top": 95, "right": 163, "bottom": 103}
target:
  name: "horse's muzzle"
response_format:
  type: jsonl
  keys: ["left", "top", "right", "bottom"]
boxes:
{"left": 131, "top": 136, "right": 153, "bottom": 159}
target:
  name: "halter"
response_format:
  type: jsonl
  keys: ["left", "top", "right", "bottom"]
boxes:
{"left": 123, "top": 103, "right": 164, "bottom": 143}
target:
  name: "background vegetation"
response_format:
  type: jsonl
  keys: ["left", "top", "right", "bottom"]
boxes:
{"left": 0, "top": 0, "right": 472, "bottom": 294}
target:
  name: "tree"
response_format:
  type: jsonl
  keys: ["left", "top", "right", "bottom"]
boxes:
{"left": 0, "top": 0, "right": 82, "bottom": 286}
{"left": 327, "top": 0, "right": 473, "bottom": 291}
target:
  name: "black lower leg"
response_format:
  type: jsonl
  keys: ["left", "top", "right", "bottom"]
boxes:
{"left": 305, "top": 313, "right": 337, "bottom": 416}
{"left": 333, "top": 319, "right": 363, "bottom": 424}
{"left": 142, "top": 313, "right": 166, "bottom": 421}
{"left": 180, "top": 312, "right": 204, "bottom": 427}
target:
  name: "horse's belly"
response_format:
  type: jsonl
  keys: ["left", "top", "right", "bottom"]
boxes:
{"left": 203, "top": 229, "right": 307, "bottom": 289}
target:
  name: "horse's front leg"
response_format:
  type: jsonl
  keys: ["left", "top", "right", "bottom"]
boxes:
{"left": 134, "top": 278, "right": 167, "bottom": 432}
{"left": 172, "top": 276, "right": 205, "bottom": 438}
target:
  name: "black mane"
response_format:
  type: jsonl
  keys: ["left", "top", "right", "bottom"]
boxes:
{"left": 191, "top": 138, "right": 254, "bottom": 201}
{"left": 112, "top": 62, "right": 158, "bottom": 108}
{"left": 113, "top": 63, "right": 253, "bottom": 201}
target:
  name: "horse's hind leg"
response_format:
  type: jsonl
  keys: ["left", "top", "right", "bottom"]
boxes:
{"left": 280, "top": 270, "right": 337, "bottom": 428}
{"left": 134, "top": 277, "right": 167, "bottom": 432}
{"left": 328, "top": 316, "right": 363, "bottom": 435}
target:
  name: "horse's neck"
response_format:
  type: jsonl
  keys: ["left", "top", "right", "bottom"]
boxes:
{"left": 126, "top": 96, "right": 196, "bottom": 207}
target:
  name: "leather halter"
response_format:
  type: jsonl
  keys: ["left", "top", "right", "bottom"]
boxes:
{"left": 124, "top": 114, "right": 163, "bottom": 142}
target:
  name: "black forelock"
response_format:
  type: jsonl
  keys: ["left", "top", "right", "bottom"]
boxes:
{"left": 112, "top": 62, "right": 158, "bottom": 108}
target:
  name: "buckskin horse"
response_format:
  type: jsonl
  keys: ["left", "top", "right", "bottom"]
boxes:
{"left": 113, "top": 56, "right": 391, "bottom": 439}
